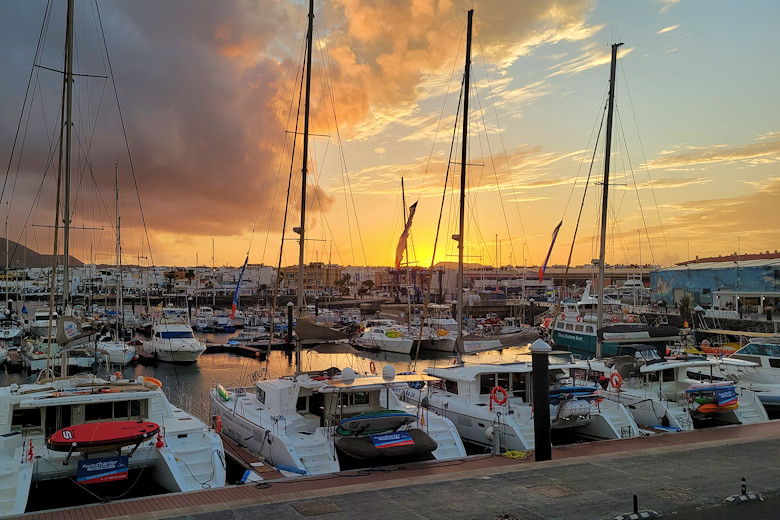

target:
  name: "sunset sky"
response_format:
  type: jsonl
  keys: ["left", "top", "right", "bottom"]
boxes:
{"left": 0, "top": 0, "right": 778, "bottom": 271}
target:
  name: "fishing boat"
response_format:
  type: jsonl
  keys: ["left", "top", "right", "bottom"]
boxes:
{"left": 0, "top": 374, "right": 225, "bottom": 515}
{"left": 549, "top": 280, "right": 681, "bottom": 357}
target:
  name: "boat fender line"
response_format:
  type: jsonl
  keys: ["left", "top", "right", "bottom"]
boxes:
{"left": 213, "top": 415, "right": 222, "bottom": 433}
{"left": 610, "top": 372, "right": 623, "bottom": 391}
{"left": 611, "top": 316, "right": 620, "bottom": 323}
{"left": 490, "top": 386, "right": 508, "bottom": 412}
{"left": 576, "top": 315, "right": 582, "bottom": 322}
{"left": 626, "top": 315, "right": 635, "bottom": 323}
{"left": 370, "top": 361, "right": 376, "bottom": 374}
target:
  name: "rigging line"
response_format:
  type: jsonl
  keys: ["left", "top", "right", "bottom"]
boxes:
{"left": 554, "top": 102, "right": 607, "bottom": 322}
{"left": 10, "top": 67, "right": 63, "bottom": 263}
{"left": 1, "top": 0, "right": 53, "bottom": 207}
{"left": 415, "top": 12, "right": 467, "bottom": 206}
{"left": 619, "top": 61, "right": 666, "bottom": 266}
{"left": 412, "top": 76, "right": 464, "bottom": 369}
{"left": 95, "top": 2, "right": 154, "bottom": 267}
{"left": 269, "top": 38, "right": 306, "bottom": 343}
{"left": 260, "top": 4, "right": 307, "bottom": 268}
{"left": 316, "top": 19, "right": 368, "bottom": 268}
{"left": 474, "top": 28, "right": 525, "bottom": 266}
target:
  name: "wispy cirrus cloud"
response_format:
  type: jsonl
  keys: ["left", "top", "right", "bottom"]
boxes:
{"left": 657, "top": 25, "right": 680, "bottom": 34}
{"left": 647, "top": 133, "right": 780, "bottom": 170}
{"left": 545, "top": 42, "right": 634, "bottom": 79}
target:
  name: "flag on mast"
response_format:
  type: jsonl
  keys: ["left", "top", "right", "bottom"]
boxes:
{"left": 231, "top": 255, "right": 249, "bottom": 319}
{"left": 395, "top": 202, "right": 418, "bottom": 270}
{"left": 539, "top": 220, "right": 563, "bottom": 283}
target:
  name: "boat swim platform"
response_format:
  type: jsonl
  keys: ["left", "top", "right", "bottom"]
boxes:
{"left": 19, "top": 420, "right": 780, "bottom": 520}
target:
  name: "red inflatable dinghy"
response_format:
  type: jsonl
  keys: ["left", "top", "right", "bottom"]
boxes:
{"left": 47, "top": 420, "right": 160, "bottom": 452}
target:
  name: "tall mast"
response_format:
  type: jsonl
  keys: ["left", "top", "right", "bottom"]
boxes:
{"left": 61, "top": 0, "right": 74, "bottom": 309}
{"left": 297, "top": 0, "right": 314, "bottom": 316}
{"left": 115, "top": 163, "right": 122, "bottom": 331}
{"left": 212, "top": 238, "right": 215, "bottom": 307}
{"left": 595, "top": 42, "right": 623, "bottom": 358}
{"left": 455, "top": 9, "right": 473, "bottom": 363}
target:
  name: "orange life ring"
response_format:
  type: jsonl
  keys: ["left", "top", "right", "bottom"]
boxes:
{"left": 626, "top": 315, "right": 635, "bottom": 323}
{"left": 490, "top": 386, "right": 508, "bottom": 408}
{"left": 214, "top": 415, "right": 222, "bottom": 433}
{"left": 370, "top": 361, "right": 376, "bottom": 373}
{"left": 610, "top": 372, "right": 623, "bottom": 391}
{"left": 576, "top": 315, "right": 582, "bottom": 322}
{"left": 611, "top": 316, "right": 619, "bottom": 323}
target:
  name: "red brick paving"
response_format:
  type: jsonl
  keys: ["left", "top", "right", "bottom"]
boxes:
{"left": 19, "top": 420, "right": 780, "bottom": 519}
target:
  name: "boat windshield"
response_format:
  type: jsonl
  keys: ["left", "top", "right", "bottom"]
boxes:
{"left": 159, "top": 331, "right": 194, "bottom": 339}
{"left": 738, "top": 342, "right": 780, "bottom": 357}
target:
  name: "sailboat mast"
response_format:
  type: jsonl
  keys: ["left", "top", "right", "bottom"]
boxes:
{"left": 115, "top": 163, "right": 123, "bottom": 331}
{"left": 298, "top": 0, "right": 314, "bottom": 315}
{"left": 456, "top": 9, "right": 473, "bottom": 360}
{"left": 61, "top": 0, "right": 74, "bottom": 309}
{"left": 595, "top": 42, "right": 623, "bottom": 359}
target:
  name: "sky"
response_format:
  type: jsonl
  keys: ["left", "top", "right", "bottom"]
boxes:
{"left": 0, "top": 0, "right": 778, "bottom": 271}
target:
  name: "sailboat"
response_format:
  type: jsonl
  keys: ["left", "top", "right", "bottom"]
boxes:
{"left": 210, "top": 0, "right": 466, "bottom": 476}
{"left": 398, "top": 13, "right": 639, "bottom": 452}
{"left": 94, "top": 164, "right": 136, "bottom": 366}
{"left": 547, "top": 44, "right": 681, "bottom": 358}
{"left": 0, "top": 1, "right": 225, "bottom": 514}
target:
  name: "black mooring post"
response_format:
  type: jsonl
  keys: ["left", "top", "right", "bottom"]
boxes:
{"left": 633, "top": 495, "right": 638, "bottom": 514}
{"left": 530, "top": 339, "right": 552, "bottom": 461}
{"left": 741, "top": 477, "right": 746, "bottom": 495}
{"left": 287, "top": 301, "right": 294, "bottom": 344}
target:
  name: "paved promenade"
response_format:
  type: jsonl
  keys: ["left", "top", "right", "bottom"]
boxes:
{"left": 21, "top": 421, "right": 780, "bottom": 520}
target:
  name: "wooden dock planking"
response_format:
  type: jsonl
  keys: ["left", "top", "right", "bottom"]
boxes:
{"left": 219, "top": 433, "right": 285, "bottom": 480}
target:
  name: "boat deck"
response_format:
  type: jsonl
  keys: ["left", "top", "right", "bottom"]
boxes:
{"left": 19, "top": 420, "right": 780, "bottom": 519}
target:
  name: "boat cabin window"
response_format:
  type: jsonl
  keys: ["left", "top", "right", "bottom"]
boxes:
{"left": 158, "top": 331, "right": 194, "bottom": 339}
{"left": 12, "top": 408, "right": 42, "bottom": 431}
{"left": 770, "top": 359, "right": 780, "bottom": 368}
{"left": 340, "top": 392, "right": 370, "bottom": 407}
{"left": 574, "top": 324, "right": 583, "bottom": 332}
{"left": 480, "top": 374, "right": 496, "bottom": 395}
{"left": 511, "top": 373, "right": 527, "bottom": 397}
{"left": 443, "top": 380, "right": 458, "bottom": 394}
{"left": 565, "top": 323, "right": 574, "bottom": 331}
{"left": 480, "top": 373, "right": 526, "bottom": 398}
{"left": 256, "top": 388, "right": 266, "bottom": 405}
{"left": 85, "top": 400, "right": 144, "bottom": 422}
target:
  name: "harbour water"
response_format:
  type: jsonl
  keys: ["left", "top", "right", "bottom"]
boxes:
{"left": 1, "top": 331, "right": 537, "bottom": 424}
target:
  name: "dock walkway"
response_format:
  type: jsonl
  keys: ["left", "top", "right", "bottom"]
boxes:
{"left": 19, "top": 421, "right": 780, "bottom": 520}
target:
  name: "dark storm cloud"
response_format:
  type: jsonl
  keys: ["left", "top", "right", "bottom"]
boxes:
{"left": 0, "top": 0, "right": 297, "bottom": 241}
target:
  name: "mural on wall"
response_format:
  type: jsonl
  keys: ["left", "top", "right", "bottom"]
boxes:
{"left": 652, "top": 266, "right": 780, "bottom": 306}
